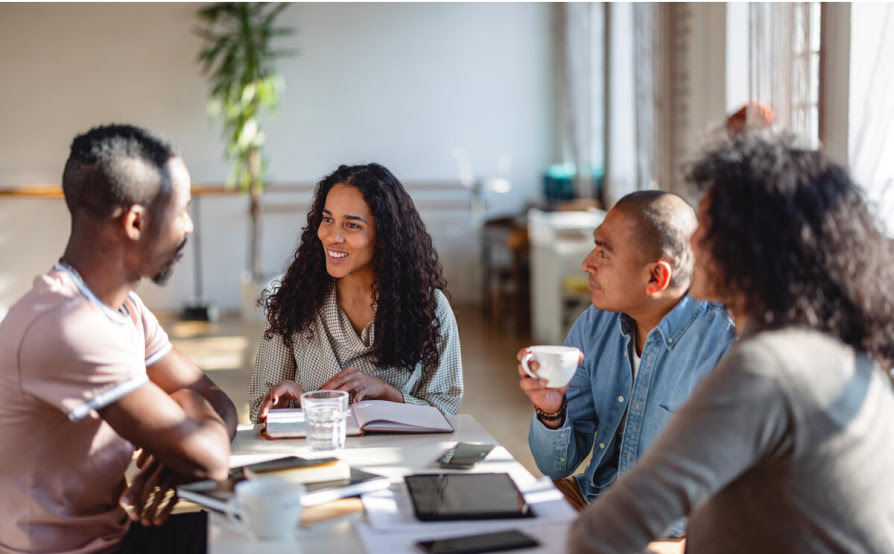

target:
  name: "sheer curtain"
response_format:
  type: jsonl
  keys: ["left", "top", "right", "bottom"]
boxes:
{"left": 746, "top": 2, "right": 894, "bottom": 231}
{"left": 633, "top": 3, "right": 659, "bottom": 192}
{"left": 748, "top": 3, "right": 793, "bottom": 129}
{"left": 556, "top": 3, "right": 661, "bottom": 206}
{"left": 557, "top": 2, "right": 604, "bottom": 201}
{"left": 747, "top": 2, "right": 819, "bottom": 141}
{"left": 848, "top": 3, "right": 894, "bottom": 234}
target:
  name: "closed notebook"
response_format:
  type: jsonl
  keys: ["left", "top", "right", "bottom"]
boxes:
{"left": 177, "top": 458, "right": 390, "bottom": 513}
{"left": 264, "top": 400, "right": 453, "bottom": 440}
{"left": 242, "top": 455, "right": 351, "bottom": 484}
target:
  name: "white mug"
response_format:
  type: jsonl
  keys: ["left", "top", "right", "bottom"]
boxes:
{"left": 226, "top": 477, "right": 306, "bottom": 540}
{"left": 521, "top": 345, "right": 582, "bottom": 388}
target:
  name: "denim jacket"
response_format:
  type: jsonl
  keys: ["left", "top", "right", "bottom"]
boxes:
{"left": 529, "top": 295, "right": 734, "bottom": 503}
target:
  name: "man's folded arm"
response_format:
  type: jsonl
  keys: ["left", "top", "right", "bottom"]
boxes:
{"left": 99, "top": 379, "right": 231, "bottom": 482}
{"left": 146, "top": 347, "right": 238, "bottom": 439}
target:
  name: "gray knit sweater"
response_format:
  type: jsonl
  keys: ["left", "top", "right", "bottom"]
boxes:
{"left": 568, "top": 328, "right": 894, "bottom": 553}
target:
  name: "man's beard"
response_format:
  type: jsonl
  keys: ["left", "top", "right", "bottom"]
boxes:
{"left": 152, "top": 237, "right": 188, "bottom": 286}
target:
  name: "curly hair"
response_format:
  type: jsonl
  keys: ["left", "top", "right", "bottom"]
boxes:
{"left": 685, "top": 132, "right": 894, "bottom": 369}
{"left": 263, "top": 163, "right": 449, "bottom": 371}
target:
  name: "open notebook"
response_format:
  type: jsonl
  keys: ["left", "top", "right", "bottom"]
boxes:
{"left": 264, "top": 400, "right": 454, "bottom": 439}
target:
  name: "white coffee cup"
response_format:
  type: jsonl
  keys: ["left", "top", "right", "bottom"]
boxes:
{"left": 226, "top": 477, "right": 306, "bottom": 540}
{"left": 521, "top": 345, "right": 582, "bottom": 388}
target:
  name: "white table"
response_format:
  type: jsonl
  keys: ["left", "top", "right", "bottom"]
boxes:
{"left": 210, "top": 415, "right": 572, "bottom": 553}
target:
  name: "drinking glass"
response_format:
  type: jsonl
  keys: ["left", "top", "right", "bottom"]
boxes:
{"left": 301, "top": 390, "right": 349, "bottom": 451}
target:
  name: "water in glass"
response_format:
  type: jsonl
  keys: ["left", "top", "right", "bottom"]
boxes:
{"left": 306, "top": 406, "right": 347, "bottom": 450}
{"left": 301, "top": 390, "right": 349, "bottom": 451}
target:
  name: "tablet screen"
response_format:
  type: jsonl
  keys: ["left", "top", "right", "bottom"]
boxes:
{"left": 404, "top": 473, "right": 533, "bottom": 521}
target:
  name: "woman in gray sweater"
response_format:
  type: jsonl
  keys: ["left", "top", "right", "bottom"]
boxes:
{"left": 569, "top": 132, "right": 894, "bottom": 553}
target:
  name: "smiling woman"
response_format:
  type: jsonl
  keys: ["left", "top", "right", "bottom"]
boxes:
{"left": 247, "top": 164, "right": 464, "bottom": 423}
{"left": 317, "top": 184, "right": 377, "bottom": 286}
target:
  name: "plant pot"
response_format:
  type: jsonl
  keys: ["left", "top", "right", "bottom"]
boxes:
{"left": 239, "top": 273, "right": 284, "bottom": 323}
{"left": 239, "top": 274, "right": 268, "bottom": 323}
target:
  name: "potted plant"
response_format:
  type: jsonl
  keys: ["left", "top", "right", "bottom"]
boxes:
{"left": 195, "top": 2, "right": 293, "bottom": 320}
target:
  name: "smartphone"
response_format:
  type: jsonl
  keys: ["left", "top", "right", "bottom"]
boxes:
{"left": 437, "top": 442, "right": 496, "bottom": 469}
{"left": 416, "top": 529, "right": 539, "bottom": 553}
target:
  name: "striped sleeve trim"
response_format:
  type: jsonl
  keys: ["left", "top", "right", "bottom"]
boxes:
{"left": 145, "top": 342, "right": 173, "bottom": 367}
{"left": 66, "top": 374, "right": 150, "bottom": 422}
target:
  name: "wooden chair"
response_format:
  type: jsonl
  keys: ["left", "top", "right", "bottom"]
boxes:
{"left": 481, "top": 217, "right": 530, "bottom": 334}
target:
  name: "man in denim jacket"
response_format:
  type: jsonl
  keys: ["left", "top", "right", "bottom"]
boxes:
{"left": 519, "top": 191, "right": 734, "bottom": 530}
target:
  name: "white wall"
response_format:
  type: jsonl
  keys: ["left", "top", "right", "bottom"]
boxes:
{"left": 0, "top": 2, "right": 554, "bottom": 313}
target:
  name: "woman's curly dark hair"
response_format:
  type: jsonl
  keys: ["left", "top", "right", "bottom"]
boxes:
{"left": 685, "top": 132, "right": 894, "bottom": 369}
{"left": 263, "top": 163, "right": 449, "bottom": 371}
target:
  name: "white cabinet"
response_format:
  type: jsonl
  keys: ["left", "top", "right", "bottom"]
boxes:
{"left": 528, "top": 209, "right": 606, "bottom": 344}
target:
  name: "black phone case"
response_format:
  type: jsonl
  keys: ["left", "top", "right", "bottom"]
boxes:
{"left": 417, "top": 529, "right": 539, "bottom": 554}
{"left": 438, "top": 443, "right": 495, "bottom": 469}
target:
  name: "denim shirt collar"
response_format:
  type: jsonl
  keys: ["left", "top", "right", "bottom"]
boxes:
{"left": 617, "top": 294, "right": 701, "bottom": 350}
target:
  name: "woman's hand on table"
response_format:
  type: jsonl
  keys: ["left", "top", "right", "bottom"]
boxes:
{"left": 321, "top": 366, "right": 403, "bottom": 403}
{"left": 258, "top": 380, "right": 305, "bottom": 420}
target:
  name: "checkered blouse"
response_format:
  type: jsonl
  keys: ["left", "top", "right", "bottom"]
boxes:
{"left": 248, "top": 286, "right": 463, "bottom": 423}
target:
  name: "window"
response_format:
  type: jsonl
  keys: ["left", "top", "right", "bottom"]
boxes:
{"left": 790, "top": 2, "right": 821, "bottom": 141}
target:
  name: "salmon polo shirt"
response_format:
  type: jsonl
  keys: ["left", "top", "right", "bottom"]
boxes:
{"left": 0, "top": 263, "right": 172, "bottom": 554}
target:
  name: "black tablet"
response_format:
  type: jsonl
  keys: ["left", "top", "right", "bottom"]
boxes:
{"left": 404, "top": 473, "right": 533, "bottom": 521}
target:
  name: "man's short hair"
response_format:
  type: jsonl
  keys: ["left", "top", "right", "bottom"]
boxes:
{"left": 614, "top": 190, "right": 697, "bottom": 288}
{"left": 62, "top": 124, "right": 178, "bottom": 220}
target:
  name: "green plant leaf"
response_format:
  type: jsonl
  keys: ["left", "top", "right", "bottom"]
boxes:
{"left": 195, "top": 1, "right": 294, "bottom": 224}
{"left": 269, "top": 27, "right": 295, "bottom": 37}
{"left": 236, "top": 119, "right": 259, "bottom": 150}
{"left": 240, "top": 82, "right": 257, "bottom": 105}
{"left": 263, "top": 3, "right": 290, "bottom": 28}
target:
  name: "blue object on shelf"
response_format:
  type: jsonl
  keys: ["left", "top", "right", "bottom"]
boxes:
{"left": 542, "top": 164, "right": 575, "bottom": 202}
{"left": 593, "top": 167, "right": 605, "bottom": 200}
{"left": 542, "top": 165, "right": 604, "bottom": 204}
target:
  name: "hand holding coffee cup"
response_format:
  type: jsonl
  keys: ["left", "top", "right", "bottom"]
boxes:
{"left": 520, "top": 346, "right": 583, "bottom": 388}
